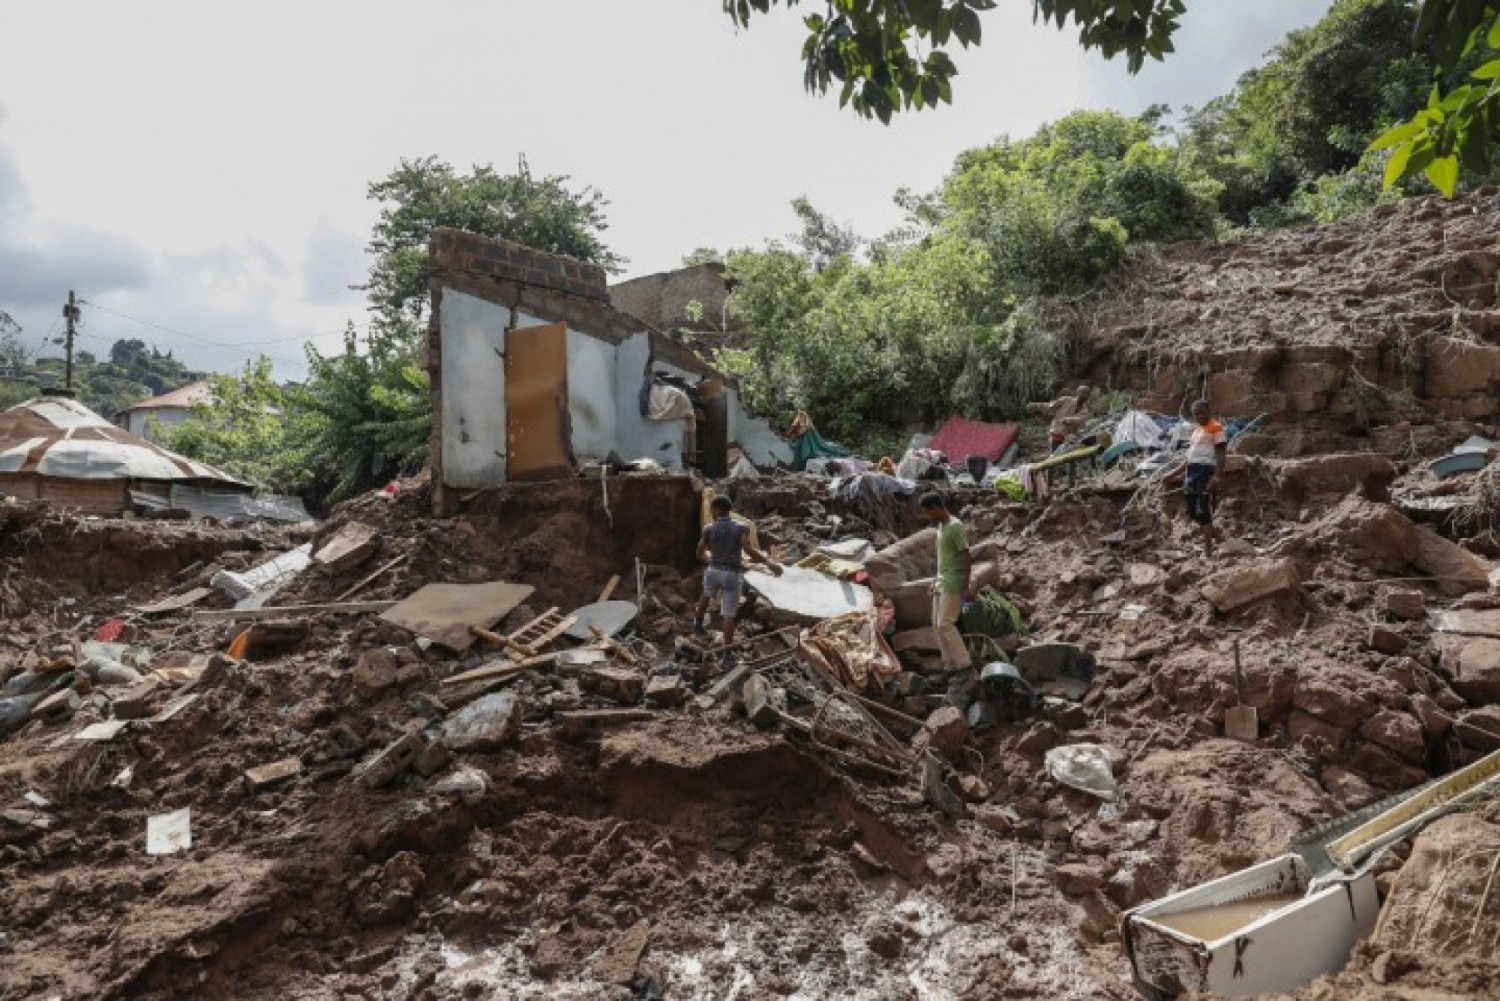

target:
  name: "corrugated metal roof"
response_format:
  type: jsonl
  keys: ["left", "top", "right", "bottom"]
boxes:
{"left": 0, "top": 396, "right": 248, "bottom": 486}
{"left": 116, "top": 381, "right": 214, "bottom": 413}
{"left": 130, "top": 485, "right": 310, "bottom": 523}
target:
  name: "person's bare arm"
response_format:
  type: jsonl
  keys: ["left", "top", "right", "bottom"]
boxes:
{"left": 697, "top": 531, "right": 712, "bottom": 564}
{"left": 742, "top": 533, "right": 782, "bottom": 575}
{"left": 1210, "top": 441, "right": 1228, "bottom": 488}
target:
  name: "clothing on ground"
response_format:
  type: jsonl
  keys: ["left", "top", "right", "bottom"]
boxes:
{"left": 1184, "top": 462, "right": 1216, "bottom": 525}
{"left": 935, "top": 517, "right": 969, "bottom": 595}
{"left": 702, "top": 517, "right": 747, "bottom": 571}
{"left": 703, "top": 566, "right": 743, "bottom": 618}
{"left": 932, "top": 591, "right": 972, "bottom": 670}
{"left": 1185, "top": 418, "right": 1227, "bottom": 465}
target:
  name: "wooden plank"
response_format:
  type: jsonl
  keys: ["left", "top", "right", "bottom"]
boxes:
{"left": 528, "top": 615, "right": 578, "bottom": 652}
{"left": 245, "top": 757, "right": 303, "bottom": 789}
{"left": 194, "top": 600, "right": 396, "bottom": 622}
{"left": 379, "top": 581, "right": 535, "bottom": 652}
{"left": 335, "top": 553, "right": 408, "bottom": 602}
{"left": 597, "top": 575, "right": 621, "bottom": 602}
{"left": 136, "top": 587, "right": 213, "bottom": 616}
{"left": 441, "top": 652, "right": 558, "bottom": 687}
{"left": 507, "top": 607, "right": 561, "bottom": 645}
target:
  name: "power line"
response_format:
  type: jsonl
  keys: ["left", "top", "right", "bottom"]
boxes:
{"left": 78, "top": 298, "right": 356, "bottom": 350}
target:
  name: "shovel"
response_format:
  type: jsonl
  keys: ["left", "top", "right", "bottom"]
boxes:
{"left": 1225, "top": 638, "right": 1258, "bottom": 741}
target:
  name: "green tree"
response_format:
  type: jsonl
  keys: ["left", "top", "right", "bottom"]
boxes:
{"left": 162, "top": 358, "right": 312, "bottom": 493}
{"left": 366, "top": 154, "right": 625, "bottom": 323}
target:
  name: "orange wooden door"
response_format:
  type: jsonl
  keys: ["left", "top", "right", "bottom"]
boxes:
{"left": 505, "top": 323, "right": 570, "bottom": 481}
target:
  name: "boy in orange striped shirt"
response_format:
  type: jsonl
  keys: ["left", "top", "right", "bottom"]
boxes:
{"left": 1183, "top": 399, "right": 1227, "bottom": 557}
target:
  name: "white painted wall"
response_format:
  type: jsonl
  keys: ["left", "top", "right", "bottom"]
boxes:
{"left": 614, "top": 332, "right": 686, "bottom": 470}
{"left": 438, "top": 289, "right": 511, "bottom": 488}
{"left": 565, "top": 328, "right": 618, "bottom": 465}
{"left": 725, "top": 386, "right": 793, "bottom": 467}
{"left": 126, "top": 407, "right": 193, "bottom": 442}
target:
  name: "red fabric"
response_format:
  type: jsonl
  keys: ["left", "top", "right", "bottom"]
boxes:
{"left": 928, "top": 417, "right": 1019, "bottom": 463}
{"left": 95, "top": 619, "right": 127, "bottom": 642}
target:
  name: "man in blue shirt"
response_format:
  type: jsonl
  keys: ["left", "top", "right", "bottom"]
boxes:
{"left": 694, "top": 495, "right": 780, "bottom": 649}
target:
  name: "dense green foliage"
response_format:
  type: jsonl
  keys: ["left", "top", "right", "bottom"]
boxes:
{"left": 167, "top": 158, "right": 623, "bottom": 505}
{"left": 719, "top": 107, "right": 1217, "bottom": 449}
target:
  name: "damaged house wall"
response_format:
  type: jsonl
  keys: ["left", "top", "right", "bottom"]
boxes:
{"left": 427, "top": 229, "right": 790, "bottom": 510}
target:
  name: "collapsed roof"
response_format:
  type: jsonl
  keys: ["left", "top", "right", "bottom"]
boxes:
{"left": 0, "top": 395, "right": 247, "bottom": 487}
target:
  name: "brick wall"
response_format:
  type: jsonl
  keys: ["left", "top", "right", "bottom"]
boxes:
{"left": 429, "top": 228, "right": 607, "bottom": 303}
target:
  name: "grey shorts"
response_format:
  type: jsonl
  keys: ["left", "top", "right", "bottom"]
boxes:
{"left": 703, "top": 567, "right": 743, "bottom": 617}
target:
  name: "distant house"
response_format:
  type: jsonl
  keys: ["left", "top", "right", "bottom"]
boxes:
{"left": 0, "top": 394, "right": 248, "bottom": 516}
{"left": 113, "top": 381, "right": 213, "bottom": 442}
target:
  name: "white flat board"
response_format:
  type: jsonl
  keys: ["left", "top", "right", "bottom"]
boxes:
{"left": 744, "top": 566, "right": 873, "bottom": 621}
{"left": 146, "top": 807, "right": 192, "bottom": 855}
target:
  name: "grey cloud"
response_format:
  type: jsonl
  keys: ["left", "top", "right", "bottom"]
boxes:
{"left": 301, "top": 221, "right": 366, "bottom": 305}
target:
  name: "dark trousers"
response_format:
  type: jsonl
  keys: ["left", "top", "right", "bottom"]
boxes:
{"left": 1184, "top": 463, "right": 1216, "bottom": 525}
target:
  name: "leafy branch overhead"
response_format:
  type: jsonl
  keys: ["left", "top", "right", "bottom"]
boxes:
{"left": 724, "top": 1, "right": 1185, "bottom": 122}
{"left": 1373, "top": 3, "right": 1500, "bottom": 194}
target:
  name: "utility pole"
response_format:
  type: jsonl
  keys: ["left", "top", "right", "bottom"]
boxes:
{"left": 62, "top": 290, "right": 79, "bottom": 391}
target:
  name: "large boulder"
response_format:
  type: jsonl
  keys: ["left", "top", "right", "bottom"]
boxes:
{"left": 1305, "top": 496, "right": 1420, "bottom": 572}
{"left": 1437, "top": 635, "right": 1500, "bottom": 704}
{"left": 1369, "top": 813, "right": 1500, "bottom": 965}
{"left": 1274, "top": 454, "right": 1398, "bottom": 502}
{"left": 1413, "top": 527, "right": 1492, "bottom": 596}
{"left": 1201, "top": 558, "right": 1301, "bottom": 613}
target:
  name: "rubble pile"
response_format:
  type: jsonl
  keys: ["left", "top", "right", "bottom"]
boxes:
{"left": 5, "top": 213, "right": 1500, "bottom": 1001}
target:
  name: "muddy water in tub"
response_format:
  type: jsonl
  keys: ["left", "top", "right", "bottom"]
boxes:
{"left": 1149, "top": 892, "right": 1304, "bottom": 941}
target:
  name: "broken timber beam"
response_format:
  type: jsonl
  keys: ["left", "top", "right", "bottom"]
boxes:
{"left": 193, "top": 601, "right": 397, "bottom": 622}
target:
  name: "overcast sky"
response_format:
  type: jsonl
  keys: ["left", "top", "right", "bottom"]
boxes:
{"left": 0, "top": 1, "right": 1332, "bottom": 380}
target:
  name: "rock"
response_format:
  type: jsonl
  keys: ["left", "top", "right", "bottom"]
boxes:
{"left": 1289, "top": 709, "right": 1351, "bottom": 748}
{"left": 1015, "top": 721, "right": 1059, "bottom": 756}
{"left": 956, "top": 774, "right": 991, "bottom": 802}
{"left": 1413, "top": 528, "right": 1492, "bottom": 596}
{"left": 1437, "top": 636, "right": 1500, "bottom": 704}
{"left": 579, "top": 666, "right": 644, "bottom": 705}
{"left": 741, "top": 673, "right": 780, "bottom": 727}
{"left": 1293, "top": 673, "right": 1376, "bottom": 725}
{"left": 974, "top": 805, "right": 1018, "bottom": 835}
{"left": 412, "top": 738, "right": 451, "bottom": 777}
{"left": 1200, "top": 558, "right": 1300, "bottom": 613}
{"left": 1381, "top": 588, "right": 1426, "bottom": 621}
{"left": 441, "top": 693, "right": 523, "bottom": 751}
{"left": 1455, "top": 705, "right": 1500, "bottom": 751}
{"left": 1127, "top": 563, "right": 1163, "bottom": 589}
{"left": 1424, "top": 335, "right": 1500, "bottom": 397}
{"left": 111, "top": 676, "right": 164, "bottom": 720}
{"left": 314, "top": 521, "right": 380, "bottom": 576}
{"left": 595, "top": 920, "right": 652, "bottom": 985}
{"left": 916, "top": 706, "right": 967, "bottom": 759}
{"left": 1367, "top": 813, "right": 1500, "bottom": 961}
{"left": 245, "top": 756, "right": 302, "bottom": 790}
{"left": 863, "top": 915, "right": 905, "bottom": 960}
{"left": 1367, "top": 626, "right": 1407, "bottom": 656}
{"left": 1358, "top": 710, "right": 1426, "bottom": 762}
{"left": 1304, "top": 496, "right": 1418, "bottom": 571}
{"left": 1274, "top": 454, "right": 1397, "bottom": 502}
{"left": 352, "top": 648, "right": 401, "bottom": 694}
{"left": 1410, "top": 693, "right": 1453, "bottom": 739}
{"left": 644, "top": 675, "right": 687, "bottom": 709}
{"left": 1054, "top": 862, "right": 1103, "bottom": 896}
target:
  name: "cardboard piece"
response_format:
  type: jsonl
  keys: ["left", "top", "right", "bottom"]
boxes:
{"left": 379, "top": 581, "right": 535, "bottom": 652}
{"left": 146, "top": 808, "right": 192, "bottom": 855}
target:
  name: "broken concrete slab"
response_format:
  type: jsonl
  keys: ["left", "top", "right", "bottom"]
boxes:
{"left": 1367, "top": 626, "right": 1408, "bottom": 656}
{"left": 558, "top": 708, "right": 655, "bottom": 737}
{"left": 352, "top": 648, "right": 401, "bottom": 695}
{"left": 313, "top": 521, "right": 380, "bottom": 576}
{"left": 743, "top": 565, "right": 873, "bottom": 622}
{"left": 359, "top": 731, "right": 425, "bottom": 788}
{"left": 441, "top": 692, "right": 523, "bottom": 751}
{"left": 379, "top": 581, "right": 535, "bottom": 652}
{"left": 245, "top": 757, "right": 302, "bottom": 790}
{"left": 1200, "top": 558, "right": 1301, "bottom": 613}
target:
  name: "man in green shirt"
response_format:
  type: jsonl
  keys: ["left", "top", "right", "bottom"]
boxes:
{"left": 919, "top": 493, "right": 972, "bottom": 671}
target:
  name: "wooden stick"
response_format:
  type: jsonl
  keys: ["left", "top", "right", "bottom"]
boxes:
{"left": 597, "top": 575, "right": 620, "bottom": 602}
{"left": 334, "top": 553, "right": 408, "bottom": 602}
{"left": 193, "top": 600, "right": 396, "bottom": 622}
{"left": 471, "top": 625, "right": 533, "bottom": 658}
{"left": 530, "top": 615, "right": 578, "bottom": 651}
{"left": 442, "top": 651, "right": 557, "bottom": 686}
{"left": 718, "top": 625, "right": 799, "bottom": 653}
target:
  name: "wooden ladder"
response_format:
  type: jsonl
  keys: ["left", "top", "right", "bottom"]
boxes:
{"left": 503, "top": 607, "right": 577, "bottom": 659}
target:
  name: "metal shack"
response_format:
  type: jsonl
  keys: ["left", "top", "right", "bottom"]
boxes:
{"left": 426, "top": 229, "right": 790, "bottom": 511}
{"left": 0, "top": 394, "right": 250, "bottom": 516}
